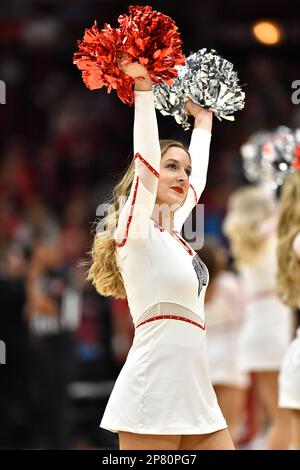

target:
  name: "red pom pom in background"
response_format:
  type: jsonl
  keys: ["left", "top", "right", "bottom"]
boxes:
{"left": 292, "top": 146, "right": 300, "bottom": 170}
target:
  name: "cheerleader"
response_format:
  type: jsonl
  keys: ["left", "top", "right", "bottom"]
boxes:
{"left": 223, "top": 185, "right": 293, "bottom": 449}
{"left": 88, "top": 62, "right": 233, "bottom": 450}
{"left": 277, "top": 169, "right": 300, "bottom": 449}
{"left": 200, "top": 239, "right": 249, "bottom": 443}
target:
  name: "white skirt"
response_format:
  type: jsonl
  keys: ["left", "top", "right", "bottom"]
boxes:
{"left": 206, "top": 327, "right": 250, "bottom": 389}
{"left": 279, "top": 328, "right": 300, "bottom": 410}
{"left": 239, "top": 296, "right": 293, "bottom": 372}
{"left": 100, "top": 312, "right": 227, "bottom": 435}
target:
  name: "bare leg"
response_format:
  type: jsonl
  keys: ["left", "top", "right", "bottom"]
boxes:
{"left": 118, "top": 432, "right": 181, "bottom": 450}
{"left": 255, "top": 371, "right": 291, "bottom": 449}
{"left": 291, "top": 409, "right": 300, "bottom": 449}
{"left": 179, "top": 428, "right": 235, "bottom": 450}
{"left": 214, "top": 385, "right": 247, "bottom": 443}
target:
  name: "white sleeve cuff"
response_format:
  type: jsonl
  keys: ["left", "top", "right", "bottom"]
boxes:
{"left": 134, "top": 89, "right": 155, "bottom": 102}
{"left": 191, "top": 128, "right": 212, "bottom": 140}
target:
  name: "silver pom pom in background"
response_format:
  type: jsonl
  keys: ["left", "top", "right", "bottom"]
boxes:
{"left": 241, "top": 126, "right": 300, "bottom": 188}
{"left": 240, "top": 130, "right": 273, "bottom": 184}
{"left": 153, "top": 48, "right": 245, "bottom": 130}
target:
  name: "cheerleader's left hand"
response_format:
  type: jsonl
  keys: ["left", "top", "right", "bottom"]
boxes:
{"left": 185, "top": 99, "right": 213, "bottom": 132}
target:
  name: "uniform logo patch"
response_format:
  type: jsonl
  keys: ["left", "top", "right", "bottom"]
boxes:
{"left": 192, "top": 254, "right": 208, "bottom": 296}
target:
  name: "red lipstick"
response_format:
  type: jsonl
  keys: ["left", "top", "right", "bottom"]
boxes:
{"left": 171, "top": 187, "right": 184, "bottom": 194}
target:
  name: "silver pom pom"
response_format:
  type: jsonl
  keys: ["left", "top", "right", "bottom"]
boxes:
{"left": 241, "top": 130, "right": 273, "bottom": 184}
{"left": 153, "top": 48, "right": 245, "bottom": 130}
{"left": 241, "top": 126, "right": 300, "bottom": 187}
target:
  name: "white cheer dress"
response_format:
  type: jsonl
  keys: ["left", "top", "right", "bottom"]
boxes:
{"left": 279, "top": 326, "right": 300, "bottom": 409}
{"left": 279, "top": 233, "right": 300, "bottom": 409}
{"left": 238, "top": 236, "right": 293, "bottom": 372}
{"left": 100, "top": 90, "right": 227, "bottom": 435}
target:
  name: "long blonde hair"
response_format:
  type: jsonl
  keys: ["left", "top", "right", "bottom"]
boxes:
{"left": 277, "top": 171, "right": 300, "bottom": 308}
{"left": 88, "top": 140, "right": 190, "bottom": 298}
{"left": 223, "top": 185, "right": 276, "bottom": 266}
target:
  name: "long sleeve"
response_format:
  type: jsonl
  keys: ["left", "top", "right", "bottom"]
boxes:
{"left": 114, "top": 90, "right": 161, "bottom": 247}
{"left": 174, "top": 128, "right": 211, "bottom": 232}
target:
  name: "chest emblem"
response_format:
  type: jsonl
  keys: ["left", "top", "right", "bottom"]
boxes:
{"left": 192, "top": 254, "right": 208, "bottom": 296}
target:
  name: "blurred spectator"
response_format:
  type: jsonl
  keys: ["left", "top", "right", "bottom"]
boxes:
{"left": 25, "top": 234, "right": 81, "bottom": 449}
{"left": 0, "top": 245, "right": 29, "bottom": 449}
{"left": 110, "top": 298, "right": 134, "bottom": 369}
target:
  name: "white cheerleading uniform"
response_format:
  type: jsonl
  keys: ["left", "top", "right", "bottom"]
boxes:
{"left": 279, "top": 326, "right": 300, "bottom": 409}
{"left": 205, "top": 272, "right": 249, "bottom": 389}
{"left": 100, "top": 90, "right": 227, "bottom": 435}
{"left": 238, "top": 236, "right": 293, "bottom": 372}
{"left": 279, "top": 233, "right": 300, "bottom": 410}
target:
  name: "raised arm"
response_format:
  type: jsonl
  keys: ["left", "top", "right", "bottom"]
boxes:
{"left": 174, "top": 101, "right": 213, "bottom": 232}
{"left": 115, "top": 64, "right": 161, "bottom": 247}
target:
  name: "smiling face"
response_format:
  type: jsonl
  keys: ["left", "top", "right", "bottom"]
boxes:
{"left": 156, "top": 145, "right": 191, "bottom": 209}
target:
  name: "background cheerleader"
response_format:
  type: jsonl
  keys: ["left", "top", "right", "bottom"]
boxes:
{"left": 199, "top": 239, "right": 249, "bottom": 443}
{"left": 277, "top": 169, "right": 300, "bottom": 449}
{"left": 223, "top": 185, "right": 293, "bottom": 449}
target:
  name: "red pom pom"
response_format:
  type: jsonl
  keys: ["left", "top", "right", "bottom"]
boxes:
{"left": 118, "top": 5, "right": 185, "bottom": 85}
{"left": 73, "top": 6, "right": 185, "bottom": 105}
{"left": 73, "top": 21, "right": 134, "bottom": 105}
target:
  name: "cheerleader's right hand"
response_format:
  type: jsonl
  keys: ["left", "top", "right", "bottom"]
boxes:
{"left": 118, "top": 56, "right": 150, "bottom": 80}
{"left": 118, "top": 55, "right": 152, "bottom": 91}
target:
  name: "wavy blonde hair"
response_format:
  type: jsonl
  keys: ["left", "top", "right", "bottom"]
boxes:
{"left": 223, "top": 185, "right": 276, "bottom": 267}
{"left": 87, "top": 140, "right": 190, "bottom": 298}
{"left": 277, "top": 171, "right": 300, "bottom": 308}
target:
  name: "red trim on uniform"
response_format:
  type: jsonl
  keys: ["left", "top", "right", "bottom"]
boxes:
{"left": 150, "top": 220, "right": 194, "bottom": 255}
{"left": 151, "top": 219, "right": 165, "bottom": 232}
{"left": 136, "top": 314, "right": 205, "bottom": 331}
{"left": 115, "top": 176, "right": 140, "bottom": 248}
{"left": 173, "top": 230, "right": 194, "bottom": 256}
{"left": 135, "top": 152, "right": 160, "bottom": 178}
{"left": 189, "top": 182, "right": 198, "bottom": 205}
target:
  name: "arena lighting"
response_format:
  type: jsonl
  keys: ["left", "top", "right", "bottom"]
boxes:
{"left": 252, "top": 20, "right": 282, "bottom": 45}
